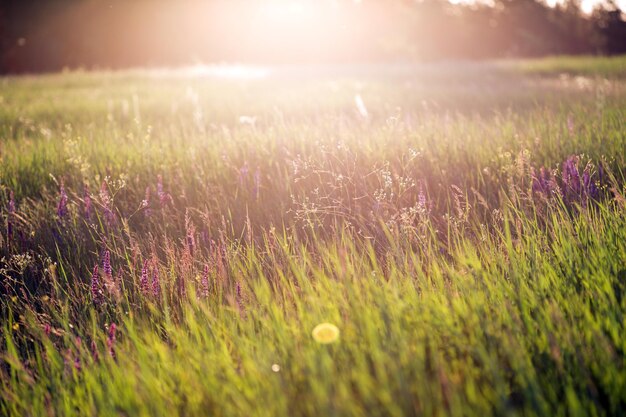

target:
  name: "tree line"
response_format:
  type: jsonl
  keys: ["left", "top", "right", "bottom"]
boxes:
{"left": 1, "top": 0, "right": 625, "bottom": 73}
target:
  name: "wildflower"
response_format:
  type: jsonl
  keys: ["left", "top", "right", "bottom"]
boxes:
{"left": 238, "top": 162, "right": 249, "bottom": 187}
{"left": 102, "top": 250, "right": 113, "bottom": 280}
{"left": 143, "top": 186, "right": 151, "bottom": 217}
{"left": 238, "top": 115, "right": 257, "bottom": 126}
{"left": 532, "top": 167, "right": 557, "bottom": 196}
{"left": 355, "top": 94, "right": 368, "bottom": 118}
{"left": 91, "top": 265, "right": 104, "bottom": 306}
{"left": 8, "top": 190, "right": 15, "bottom": 214}
{"left": 7, "top": 190, "right": 15, "bottom": 240}
{"left": 100, "top": 181, "right": 115, "bottom": 226}
{"left": 84, "top": 185, "right": 92, "bottom": 219}
{"left": 57, "top": 182, "right": 68, "bottom": 218}
{"left": 151, "top": 264, "right": 160, "bottom": 298}
{"left": 140, "top": 259, "right": 150, "bottom": 295}
{"left": 312, "top": 323, "right": 340, "bottom": 344}
{"left": 254, "top": 167, "right": 261, "bottom": 200}
{"left": 562, "top": 156, "right": 581, "bottom": 196}
{"left": 91, "top": 340, "right": 99, "bottom": 362}
{"left": 156, "top": 175, "right": 172, "bottom": 207}
{"left": 567, "top": 114, "right": 575, "bottom": 135}
{"left": 583, "top": 164, "right": 599, "bottom": 200}
{"left": 107, "top": 323, "right": 116, "bottom": 358}
{"left": 200, "top": 264, "right": 210, "bottom": 298}
{"left": 185, "top": 213, "right": 195, "bottom": 256}
{"left": 73, "top": 337, "right": 82, "bottom": 371}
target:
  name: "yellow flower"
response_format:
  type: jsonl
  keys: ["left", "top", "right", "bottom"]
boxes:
{"left": 312, "top": 323, "right": 340, "bottom": 344}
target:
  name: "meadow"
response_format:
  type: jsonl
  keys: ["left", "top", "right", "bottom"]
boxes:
{"left": 1, "top": 56, "right": 625, "bottom": 416}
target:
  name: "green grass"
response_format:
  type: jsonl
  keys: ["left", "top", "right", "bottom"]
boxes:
{"left": 1, "top": 59, "right": 625, "bottom": 416}
{"left": 509, "top": 55, "right": 626, "bottom": 78}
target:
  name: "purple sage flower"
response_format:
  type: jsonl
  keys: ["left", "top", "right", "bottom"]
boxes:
{"left": 151, "top": 265, "right": 160, "bottom": 298}
{"left": 200, "top": 264, "right": 210, "bottom": 298}
{"left": 7, "top": 190, "right": 15, "bottom": 240}
{"left": 143, "top": 186, "right": 151, "bottom": 217}
{"left": 57, "top": 183, "right": 68, "bottom": 218}
{"left": 91, "top": 265, "right": 103, "bottom": 305}
{"left": 140, "top": 259, "right": 150, "bottom": 295}
{"left": 238, "top": 162, "right": 249, "bottom": 187}
{"left": 91, "top": 340, "right": 99, "bottom": 362}
{"left": 562, "top": 156, "right": 581, "bottom": 196}
{"left": 84, "top": 186, "right": 92, "bottom": 219}
{"left": 107, "top": 323, "right": 116, "bottom": 358}
{"left": 100, "top": 181, "right": 116, "bottom": 226}
{"left": 253, "top": 167, "right": 261, "bottom": 200}
{"left": 102, "top": 250, "right": 113, "bottom": 280}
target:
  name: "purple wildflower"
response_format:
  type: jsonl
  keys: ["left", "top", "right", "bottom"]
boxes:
{"left": 562, "top": 156, "right": 581, "bottom": 196}
{"left": 8, "top": 190, "right": 15, "bottom": 214}
{"left": 102, "top": 250, "right": 113, "bottom": 281}
{"left": 532, "top": 167, "right": 555, "bottom": 195}
{"left": 567, "top": 115, "right": 575, "bottom": 135}
{"left": 7, "top": 190, "right": 15, "bottom": 240}
{"left": 57, "top": 182, "right": 68, "bottom": 218}
{"left": 91, "top": 265, "right": 104, "bottom": 306}
{"left": 200, "top": 264, "right": 210, "bottom": 298}
{"left": 156, "top": 175, "right": 172, "bottom": 207}
{"left": 253, "top": 167, "right": 261, "bottom": 200}
{"left": 238, "top": 162, "right": 249, "bottom": 187}
{"left": 583, "top": 165, "right": 599, "bottom": 200}
{"left": 100, "top": 181, "right": 115, "bottom": 226}
{"left": 143, "top": 186, "right": 151, "bottom": 217}
{"left": 107, "top": 323, "right": 116, "bottom": 359}
{"left": 151, "top": 265, "right": 160, "bottom": 298}
{"left": 84, "top": 185, "right": 92, "bottom": 219}
{"left": 140, "top": 259, "right": 150, "bottom": 295}
{"left": 236, "top": 281, "right": 242, "bottom": 308}
{"left": 91, "top": 340, "right": 99, "bottom": 362}
{"left": 73, "top": 337, "right": 82, "bottom": 371}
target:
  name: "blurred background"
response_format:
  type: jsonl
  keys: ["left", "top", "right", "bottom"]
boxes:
{"left": 1, "top": 0, "right": 625, "bottom": 74}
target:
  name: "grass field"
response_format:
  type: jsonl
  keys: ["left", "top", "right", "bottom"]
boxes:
{"left": 1, "top": 56, "right": 626, "bottom": 416}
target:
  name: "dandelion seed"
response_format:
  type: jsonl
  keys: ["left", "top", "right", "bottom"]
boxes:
{"left": 238, "top": 115, "right": 257, "bottom": 126}
{"left": 312, "top": 323, "right": 340, "bottom": 344}
{"left": 355, "top": 94, "right": 368, "bottom": 118}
